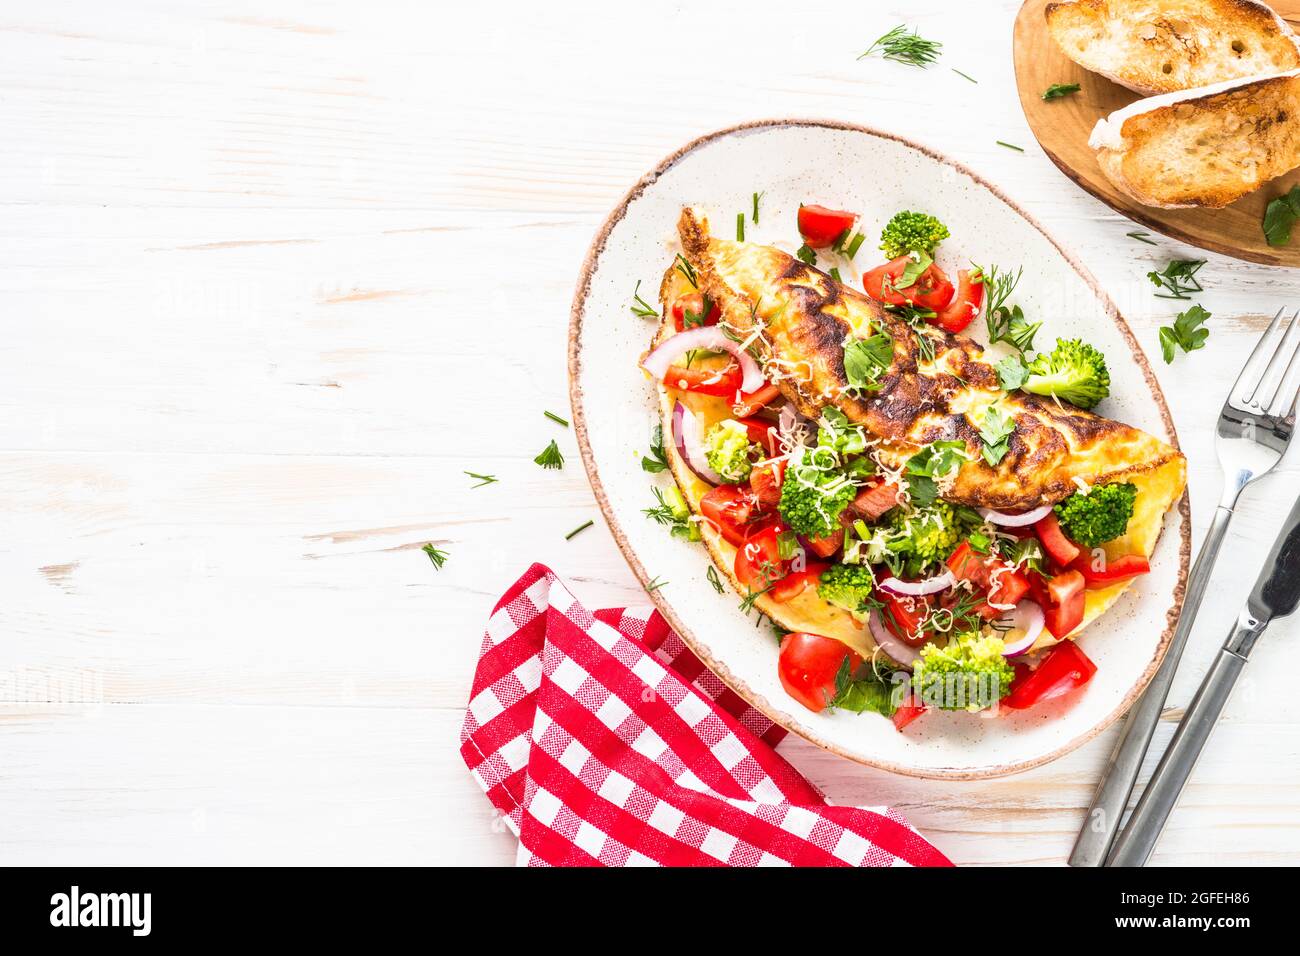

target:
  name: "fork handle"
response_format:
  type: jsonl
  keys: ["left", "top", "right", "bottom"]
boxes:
{"left": 1107, "top": 618, "right": 1259, "bottom": 866}
{"left": 1067, "top": 502, "right": 1235, "bottom": 867}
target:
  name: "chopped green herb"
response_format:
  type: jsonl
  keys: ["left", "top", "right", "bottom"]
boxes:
{"left": 681, "top": 292, "right": 713, "bottom": 329}
{"left": 565, "top": 520, "right": 593, "bottom": 541}
{"left": 738, "top": 584, "right": 773, "bottom": 616}
{"left": 843, "top": 333, "right": 894, "bottom": 393}
{"left": 1147, "top": 259, "right": 1206, "bottom": 300}
{"left": 844, "top": 231, "right": 867, "bottom": 260}
{"left": 952, "top": 68, "right": 978, "bottom": 84}
{"left": 795, "top": 244, "right": 817, "bottom": 265}
{"left": 978, "top": 404, "right": 1015, "bottom": 466}
{"left": 544, "top": 410, "right": 570, "bottom": 427}
{"left": 421, "top": 543, "right": 448, "bottom": 570}
{"left": 905, "top": 440, "right": 969, "bottom": 506}
{"left": 1159, "top": 304, "right": 1211, "bottom": 364}
{"left": 1042, "top": 83, "right": 1080, "bottom": 100}
{"left": 645, "top": 576, "right": 668, "bottom": 593}
{"left": 829, "top": 266, "right": 843, "bottom": 283}
{"left": 674, "top": 253, "right": 698, "bottom": 288}
{"left": 979, "top": 264, "right": 1040, "bottom": 352}
{"left": 706, "top": 565, "right": 724, "bottom": 594}
{"left": 752, "top": 191, "right": 763, "bottom": 225}
{"left": 995, "top": 355, "right": 1029, "bottom": 391}
{"left": 828, "top": 656, "right": 901, "bottom": 716}
{"left": 893, "top": 251, "right": 932, "bottom": 290}
{"left": 644, "top": 486, "right": 699, "bottom": 541}
{"left": 968, "top": 529, "right": 992, "bottom": 553}
{"left": 996, "top": 140, "right": 1024, "bottom": 152}
{"left": 629, "top": 280, "right": 658, "bottom": 319}
{"left": 1264, "top": 185, "right": 1300, "bottom": 246}
{"left": 641, "top": 424, "right": 669, "bottom": 473}
{"left": 464, "top": 470, "right": 498, "bottom": 488}
{"left": 736, "top": 212, "right": 745, "bottom": 242}
{"left": 1127, "top": 231, "right": 1158, "bottom": 246}
{"left": 859, "top": 23, "right": 942, "bottom": 68}
{"left": 534, "top": 440, "right": 565, "bottom": 470}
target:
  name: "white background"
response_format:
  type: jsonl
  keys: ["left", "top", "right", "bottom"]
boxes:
{"left": 2, "top": 0, "right": 1298, "bottom": 865}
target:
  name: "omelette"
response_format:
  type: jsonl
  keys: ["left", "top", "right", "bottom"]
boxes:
{"left": 639, "top": 206, "right": 1186, "bottom": 719}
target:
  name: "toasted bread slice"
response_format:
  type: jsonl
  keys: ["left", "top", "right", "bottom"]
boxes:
{"left": 1089, "top": 70, "right": 1300, "bottom": 207}
{"left": 1047, "top": 0, "right": 1300, "bottom": 94}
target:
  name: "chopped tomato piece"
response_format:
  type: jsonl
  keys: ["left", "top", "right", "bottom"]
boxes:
{"left": 699, "top": 485, "right": 760, "bottom": 546}
{"left": 733, "top": 383, "right": 781, "bottom": 419}
{"left": 892, "top": 696, "right": 927, "bottom": 731}
{"left": 734, "top": 522, "right": 787, "bottom": 595}
{"left": 778, "top": 632, "right": 864, "bottom": 713}
{"left": 804, "top": 528, "right": 844, "bottom": 559}
{"left": 946, "top": 541, "right": 1029, "bottom": 613}
{"left": 736, "top": 415, "right": 777, "bottom": 456}
{"left": 879, "top": 592, "right": 930, "bottom": 647}
{"left": 749, "top": 460, "right": 785, "bottom": 511}
{"left": 1034, "top": 511, "right": 1081, "bottom": 566}
{"left": 930, "top": 268, "right": 985, "bottom": 334}
{"left": 1001, "top": 640, "right": 1097, "bottom": 710}
{"left": 1071, "top": 552, "right": 1151, "bottom": 589}
{"left": 662, "top": 362, "right": 743, "bottom": 398}
{"left": 768, "top": 561, "right": 829, "bottom": 603}
{"left": 849, "top": 480, "right": 901, "bottom": 520}
{"left": 863, "top": 256, "right": 954, "bottom": 311}
{"left": 670, "top": 292, "right": 720, "bottom": 332}
{"left": 988, "top": 567, "right": 1030, "bottom": 608}
{"left": 1040, "top": 569, "right": 1086, "bottom": 638}
{"left": 797, "top": 204, "right": 858, "bottom": 249}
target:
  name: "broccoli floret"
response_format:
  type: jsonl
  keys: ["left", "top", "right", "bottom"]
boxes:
{"left": 1022, "top": 338, "right": 1111, "bottom": 410}
{"left": 883, "top": 502, "right": 979, "bottom": 578}
{"left": 879, "top": 210, "right": 950, "bottom": 260}
{"left": 703, "top": 419, "right": 757, "bottom": 483}
{"left": 912, "top": 633, "right": 1015, "bottom": 711}
{"left": 817, "top": 563, "right": 875, "bottom": 614}
{"left": 1055, "top": 482, "right": 1137, "bottom": 548}
{"left": 778, "top": 448, "right": 858, "bottom": 538}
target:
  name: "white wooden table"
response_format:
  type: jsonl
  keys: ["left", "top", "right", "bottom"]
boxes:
{"left": 2, "top": 0, "right": 1298, "bottom": 866}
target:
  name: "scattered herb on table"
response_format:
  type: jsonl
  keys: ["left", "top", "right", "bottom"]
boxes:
{"left": 645, "top": 576, "right": 668, "bottom": 593}
{"left": 1147, "top": 259, "right": 1205, "bottom": 300}
{"left": 996, "top": 140, "right": 1024, "bottom": 152}
{"left": 544, "top": 409, "right": 569, "bottom": 427}
{"left": 1126, "top": 231, "right": 1158, "bottom": 246}
{"left": 1159, "top": 304, "right": 1211, "bottom": 364}
{"left": 464, "top": 471, "right": 498, "bottom": 488}
{"left": 534, "top": 440, "right": 565, "bottom": 470}
{"left": 565, "top": 520, "right": 593, "bottom": 541}
{"left": 1042, "top": 83, "right": 1080, "bottom": 100}
{"left": 952, "top": 68, "right": 977, "bottom": 84}
{"left": 422, "top": 543, "right": 448, "bottom": 570}
{"left": 859, "top": 24, "right": 942, "bottom": 68}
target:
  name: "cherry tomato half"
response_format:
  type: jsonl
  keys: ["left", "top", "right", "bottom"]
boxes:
{"left": 797, "top": 204, "right": 858, "bottom": 249}
{"left": 778, "top": 631, "right": 864, "bottom": 713}
{"left": 699, "top": 485, "right": 760, "bottom": 547}
{"left": 671, "top": 292, "right": 720, "bottom": 332}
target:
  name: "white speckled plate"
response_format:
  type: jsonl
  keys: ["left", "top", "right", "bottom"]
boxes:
{"left": 568, "top": 120, "right": 1189, "bottom": 779}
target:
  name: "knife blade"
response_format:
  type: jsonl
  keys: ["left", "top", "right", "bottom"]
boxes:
{"left": 1251, "top": 493, "right": 1300, "bottom": 625}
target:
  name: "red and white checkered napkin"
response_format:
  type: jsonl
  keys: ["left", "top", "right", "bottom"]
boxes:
{"left": 460, "top": 563, "right": 950, "bottom": 867}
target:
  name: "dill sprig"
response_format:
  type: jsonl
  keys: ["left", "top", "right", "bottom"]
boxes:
{"left": 534, "top": 440, "right": 565, "bottom": 470}
{"left": 859, "top": 24, "right": 942, "bottom": 68}
{"left": 674, "top": 254, "right": 698, "bottom": 288}
{"left": 421, "top": 543, "right": 448, "bottom": 570}
{"left": 706, "top": 565, "right": 724, "bottom": 594}
{"left": 629, "top": 280, "right": 658, "bottom": 319}
{"left": 464, "top": 471, "right": 498, "bottom": 488}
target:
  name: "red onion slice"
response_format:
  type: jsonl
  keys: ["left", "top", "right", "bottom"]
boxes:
{"left": 672, "top": 401, "right": 724, "bottom": 485}
{"left": 879, "top": 570, "right": 955, "bottom": 597}
{"left": 642, "top": 326, "right": 766, "bottom": 393}
{"left": 977, "top": 504, "right": 1053, "bottom": 528}
{"left": 998, "top": 601, "right": 1045, "bottom": 656}
{"left": 867, "top": 609, "right": 919, "bottom": 668}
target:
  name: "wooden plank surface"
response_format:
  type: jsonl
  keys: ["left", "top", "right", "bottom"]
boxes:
{"left": 2, "top": 0, "right": 1299, "bottom": 866}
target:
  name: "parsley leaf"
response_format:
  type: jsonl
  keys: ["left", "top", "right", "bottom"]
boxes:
{"left": 978, "top": 404, "right": 1015, "bottom": 466}
{"left": 1264, "top": 185, "right": 1300, "bottom": 247}
{"left": 996, "top": 355, "right": 1029, "bottom": 391}
{"left": 641, "top": 424, "right": 669, "bottom": 473}
{"left": 843, "top": 332, "right": 894, "bottom": 392}
{"left": 795, "top": 244, "right": 817, "bottom": 265}
{"left": 1042, "top": 83, "right": 1081, "bottom": 100}
{"left": 893, "top": 251, "right": 932, "bottom": 290}
{"left": 534, "top": 440, "right": 565, "bottom": 470}
{"left": 1159, "top": 304, "right": 1211, "bottom": 364}
{"left": 904, "top": 440, "right": 968, "bottom": 505}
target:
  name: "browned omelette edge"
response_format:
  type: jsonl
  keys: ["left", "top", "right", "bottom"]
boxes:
{"left": 567, "top": 118, "right": 1191, "bottom": 780}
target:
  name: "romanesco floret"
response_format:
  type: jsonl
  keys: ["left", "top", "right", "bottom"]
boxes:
{"left": 882, "top": 502, "right": 978, "bottom": 577}
{"left": 703, "top": 419, "right": 757, "bottom": 483}
{"left": 1022, "top": 338, "right": 1110, "bottom": 410}
{"left": 1054, "top": 482, "right": 1137, "bottom": 548}
{"left": 778, "top": 448, "right": 858, "bottom": 538}
{"left": 816, "top": 563, "right": 875, "bottom": 614}
{"left": 879, "top": 210, "right": 950, "bottom": 260}
{"left": 912, "top": 633, "right": 1015, "bottom": 711}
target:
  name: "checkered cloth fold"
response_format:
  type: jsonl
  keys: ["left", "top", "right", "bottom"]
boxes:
{"left": 460, "top": 563, "right": 950, "bottom": 867}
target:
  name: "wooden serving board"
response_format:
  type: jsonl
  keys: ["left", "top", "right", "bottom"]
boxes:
{"left": 1013, "top": 0, "right": 1300, "bottom": 266}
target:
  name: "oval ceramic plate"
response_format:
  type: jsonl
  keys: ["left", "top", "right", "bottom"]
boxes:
{"left": 569, "top": 119, "right": 1190, "bottom": 779}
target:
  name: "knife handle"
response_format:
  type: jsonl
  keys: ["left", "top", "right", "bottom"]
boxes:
{"left": 1068, "top": 502, "right": 1235, "bottom": 867}
{"left": 1107, "top": 613, "right": 1262, "bottom": 867}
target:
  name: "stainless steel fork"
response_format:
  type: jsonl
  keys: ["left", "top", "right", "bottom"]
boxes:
{"left": 1069, "top": 306, "right": 1300, "bottom": 867}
